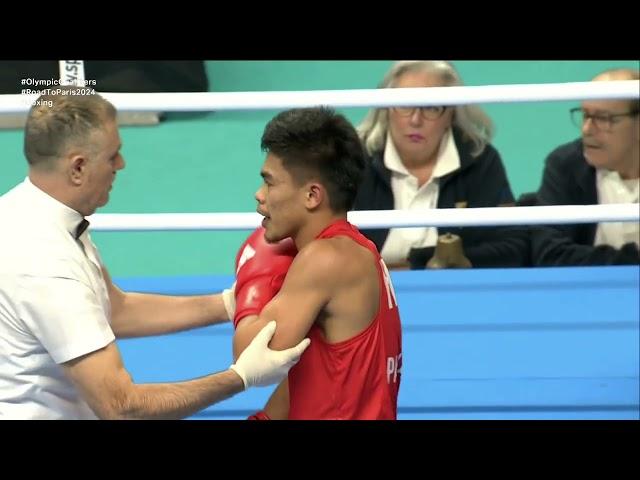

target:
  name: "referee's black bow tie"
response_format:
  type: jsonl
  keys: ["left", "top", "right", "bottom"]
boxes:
{"left": 75, "top": 219, "right": 90, "bottom": 239}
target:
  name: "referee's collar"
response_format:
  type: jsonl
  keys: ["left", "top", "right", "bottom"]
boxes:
{"left": 22, "top": 177, "right": 86, "bottom": 239}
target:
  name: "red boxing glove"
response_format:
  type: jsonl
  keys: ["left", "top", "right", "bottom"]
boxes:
{"left": 233, "top": 227, "right": 297, "bottom": 329}
{"left": 247, "top": 410, "right": 271, "bottom": 420}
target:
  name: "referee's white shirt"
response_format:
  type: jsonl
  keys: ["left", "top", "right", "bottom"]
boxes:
{"left": 0, "top": 177, "right": 114, "bottom": 419}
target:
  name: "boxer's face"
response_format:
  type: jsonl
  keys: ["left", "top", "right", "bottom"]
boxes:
{"left": 256, "top": 153, "right": 308, "bottom": 243}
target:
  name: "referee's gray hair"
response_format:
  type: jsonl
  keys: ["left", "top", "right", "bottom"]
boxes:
{"left": 24, "top": 86, "right": 117, "bottom": 168}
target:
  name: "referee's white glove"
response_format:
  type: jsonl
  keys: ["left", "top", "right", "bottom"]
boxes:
{"left": 229, "top": 321, "right": 311, "bottom": 389}
{"left": 221, "top": 282, "right": 236, "bottom": 321}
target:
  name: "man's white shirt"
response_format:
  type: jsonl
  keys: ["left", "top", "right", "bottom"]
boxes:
{"left": 594, "top": 169, "right": 640, "bottom": 249}
{"left": 0, "top": 178, "right": 114, "bottom": 419}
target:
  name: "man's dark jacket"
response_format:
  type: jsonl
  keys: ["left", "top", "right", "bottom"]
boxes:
{"left": 532, "top": 138, "right": 639, "bottom": 266}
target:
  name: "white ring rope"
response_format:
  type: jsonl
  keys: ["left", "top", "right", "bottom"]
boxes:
{"left": 2, "top": 81, "right": 638, "bottom": 114}
{"left": 87, "top": 204, "right": 640, "bottom": 232}
{"left": 7, "top": 80, "right": 639, "bottom": 232}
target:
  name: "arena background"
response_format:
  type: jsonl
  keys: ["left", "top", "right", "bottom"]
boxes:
{"left": 1, "top": 60, "right": 637, "bottom": 277}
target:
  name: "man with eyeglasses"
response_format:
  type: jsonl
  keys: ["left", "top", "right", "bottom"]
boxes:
{"left": 533, "top": 68, "right": 639, "bottom": 266}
